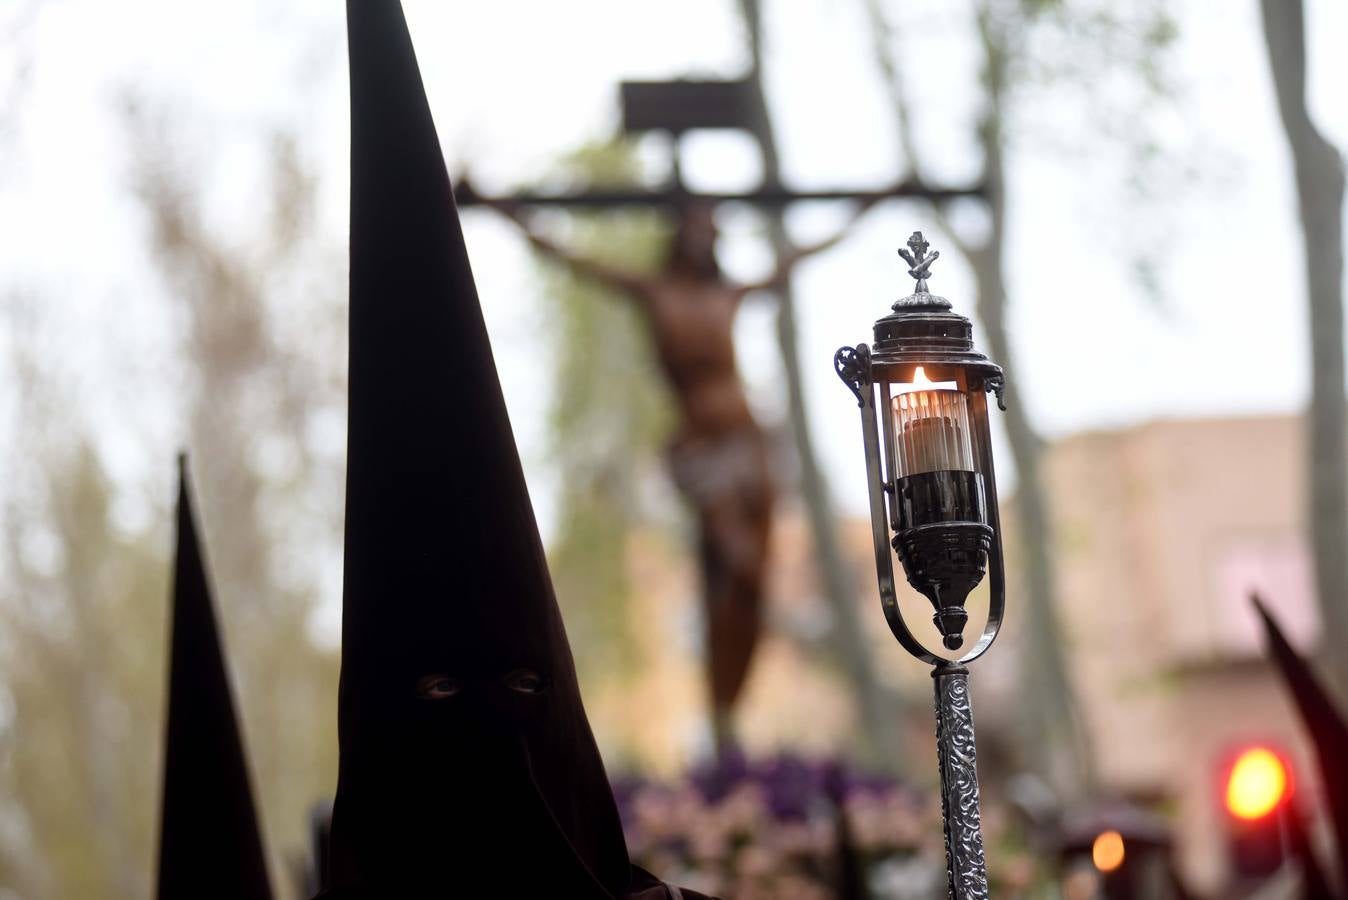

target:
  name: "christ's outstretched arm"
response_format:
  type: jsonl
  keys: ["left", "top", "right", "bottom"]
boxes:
{"left": 736, "top": 197, "right": 884, "bottom": 296}
{"left": 491, "top": 204, "right": 654, "bottom": 300}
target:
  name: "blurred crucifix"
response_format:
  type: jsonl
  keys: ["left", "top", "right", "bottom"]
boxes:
{"left": 457, "top": 78, "right": 983, "bottom": 753}
{"left": 493, "top": 196, "right": 876, "bottom": 750}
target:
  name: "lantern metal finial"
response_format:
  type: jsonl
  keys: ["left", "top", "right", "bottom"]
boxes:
{"left": 895, "top": 231, "right": 951, "bottom": 310}
{"left": 898, "top": 231, "right": 937, "bottom": 289}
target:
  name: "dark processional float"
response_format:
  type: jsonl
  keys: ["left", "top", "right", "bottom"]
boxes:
{"left": 835, "top": 233, "right": 1008, "bottom": 900}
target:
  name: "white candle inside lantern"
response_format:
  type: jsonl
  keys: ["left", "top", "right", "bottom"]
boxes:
{"left": 891, "top": 367, "right": 975, "bottom": 476}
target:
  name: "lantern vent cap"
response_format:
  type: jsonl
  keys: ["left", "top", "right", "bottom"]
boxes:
{"left": 893, "top": 231, "right": 952, "bottom": 311}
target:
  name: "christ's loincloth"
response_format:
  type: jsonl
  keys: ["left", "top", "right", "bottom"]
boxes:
{"left": 668, "top": 426, "right": 775, "bottom": 715}
{"left": 666, "top": 426, "right": 773, "bottom": 509}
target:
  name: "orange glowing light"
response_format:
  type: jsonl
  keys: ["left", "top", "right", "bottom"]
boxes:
{"left": 913, "top": 366, "right": 933, "bottom": 385}
{"left": 1092, "top": 830, "right": 1126, "bottom": 873}
{"left": 1225, "top": 747, "right": 1289, "bottom": 820}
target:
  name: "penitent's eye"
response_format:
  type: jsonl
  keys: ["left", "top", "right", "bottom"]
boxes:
{"left": 503, "top": 669, "right": 548, "bottom": 695}
{"left": 416, "top": 674, "right": 462, "bottom": 700}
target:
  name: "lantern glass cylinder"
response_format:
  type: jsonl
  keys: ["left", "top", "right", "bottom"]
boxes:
{"left": 891, "top": 371, "right": 975, "bottom": 476}
{"left": 880, "top": 366, "right": 987, "bottom": 536}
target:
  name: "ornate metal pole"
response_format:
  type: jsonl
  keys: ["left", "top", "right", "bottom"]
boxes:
{"left": 834, "top": 233, "right": 1006, "bottom": 900}
{"left": 934, "top": 664, "right": 989, "bottom": 899}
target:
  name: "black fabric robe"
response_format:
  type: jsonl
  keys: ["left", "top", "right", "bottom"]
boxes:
{"left": 1254, "top": 595, "right": 1348, "bottom": 882}
{"left": 156, "top": 458, "right": 273, "bottom": 900}
{"left": 324, "top": 3, "right": 714, "bottom": 897}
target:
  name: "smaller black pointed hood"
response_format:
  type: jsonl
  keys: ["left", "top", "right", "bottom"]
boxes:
{"left": 1253, "top": 594, "right": 1348, "bottom": 874}
{"left": 156, "top": 456, "right": 272, "bottom": 900}
{"left": 328, "top": 1, "right": 632, "bottom": 895}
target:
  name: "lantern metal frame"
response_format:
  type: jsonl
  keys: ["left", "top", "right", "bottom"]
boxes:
{"left": 833, "top": 232, "right": 1007, "bottom": 900}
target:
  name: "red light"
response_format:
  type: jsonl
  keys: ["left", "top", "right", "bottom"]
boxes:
{"left": 1225, "top": 747, "right": 1289, "bottom": 820}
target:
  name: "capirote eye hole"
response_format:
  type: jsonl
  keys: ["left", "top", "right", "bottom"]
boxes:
{"left": 503, "top": 668, "right": 549, "bottom": 695}
{"left": 416, "top": 674, "right": 462, "bottom": 700}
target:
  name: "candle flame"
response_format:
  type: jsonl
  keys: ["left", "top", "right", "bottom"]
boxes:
{"left": 913, "top": 366, "right": 932, "bottom": 386}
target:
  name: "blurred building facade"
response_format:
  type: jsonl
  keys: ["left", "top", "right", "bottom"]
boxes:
{"left": 1023, "top": 413, "right": 1328, "bottom": 893}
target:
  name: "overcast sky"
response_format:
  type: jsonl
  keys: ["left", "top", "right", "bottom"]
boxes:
{"left": 3, "top": 0, "right": 1348, "bottom": 540}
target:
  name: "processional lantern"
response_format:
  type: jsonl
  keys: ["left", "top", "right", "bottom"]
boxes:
{"left": 834, "top": 231, "right": 1006, "bottom": 900}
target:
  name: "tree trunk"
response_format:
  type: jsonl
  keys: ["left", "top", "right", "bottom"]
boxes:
{"left": 1259, "top": 0, "right": 1348, "bottom": 695}
{"left": 737, "top": 0, "right": 905, "bottom": 767}
{"left": 970, "top": 63, "right": 1093, "bottom": 791}
{"left": 969, "top": 4, "right": 1094, "bottom": 793}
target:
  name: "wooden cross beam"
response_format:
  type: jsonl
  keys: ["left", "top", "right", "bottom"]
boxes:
{"left": 456, "top": 78, "right": 987, "bottom": 211}
{"left": 453, "top": 178, "right": 986, "bottom": 210}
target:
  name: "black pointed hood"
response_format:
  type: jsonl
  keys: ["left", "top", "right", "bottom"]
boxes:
{"left": 328, "top": 2, "right": 632, "bottom": 894}
{"left": 157, "top": 457, "right": 273, "bottom": 900}
{"left": 1253, "top": 594, "right": 1348, "bottom": 875}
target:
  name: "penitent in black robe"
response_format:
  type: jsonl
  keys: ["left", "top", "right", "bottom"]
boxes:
{"left": 321, "top": 3, "right": 714, "bottom": 898}
{"left": 1254, "top": 596, "right": 1348, "bottom": 887}
{"left": 156, "top": 458, "right": 273, "bottom": 900}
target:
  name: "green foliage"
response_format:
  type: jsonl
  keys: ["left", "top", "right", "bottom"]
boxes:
{"left": 536, "top": 140, "right": 674, "bottom": 685}
{"left": 0, "top": 108, "right": 343, "bottom": 899}
{"left": 0, "top": 440, "right": 168, "bottom": 899}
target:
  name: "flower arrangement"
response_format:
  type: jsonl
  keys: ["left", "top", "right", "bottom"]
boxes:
{"left": 614, "top": 751, "right": 1038, "bottom": 899}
